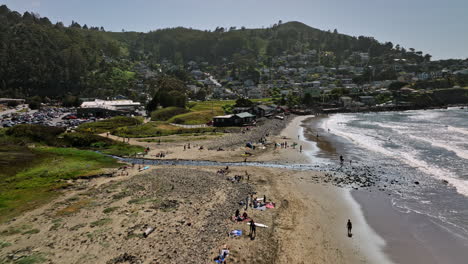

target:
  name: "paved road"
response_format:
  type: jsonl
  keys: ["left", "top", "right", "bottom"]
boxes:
{"left": 170, "top": 123, "right": 207, "bottom": 128}
{"left": 0, "top": 104, "right": 29, "bottom": 117}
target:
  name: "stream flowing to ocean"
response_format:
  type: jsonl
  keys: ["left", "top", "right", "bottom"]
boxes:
{"left": 314, "top": 108, "right": 468, "bottom": 259}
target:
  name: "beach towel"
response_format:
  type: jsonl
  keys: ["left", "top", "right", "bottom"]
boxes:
{"left": 266, "top": 202, "right": 275, "bottom": 209}
{"left": 230, "top": 230, "right": 242, "bottom": 237}
{"left": 254, "top": 206, "right": 266, "bottom": 211}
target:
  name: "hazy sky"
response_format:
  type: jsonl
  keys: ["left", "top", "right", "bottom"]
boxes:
{"left": 2, "top": 0, "right": 467, "bottom": 60}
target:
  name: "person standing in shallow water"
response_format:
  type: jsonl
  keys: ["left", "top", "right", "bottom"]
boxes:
{"left": 347, "top": 219, "right": 353, "bottom": 237}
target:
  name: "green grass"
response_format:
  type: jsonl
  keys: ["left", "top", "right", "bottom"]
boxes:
{"left": 103, "top": 206, "right": 120, "bottom": 214}
{"left": 0, "top": 240, "right": 11, "bottom": 249}
{"left": 127, "top": 197, "right": 160, "bottom": 205}
{"left": 151, "top": 107, "right": 189, "bottom": 121}
{"left": 0, "top": 146, "right": 119, "bottom": 223}
{"left": 100, "top": 144, "right": 145, "bottom": 157}
{"left": 69, "top": 223, "right": 87, "bottom": 231}
{"left": 0, "top": 224, "right": 38, "bottom": 237}
{"left": 22, "top": 229, "right": 40, "bottom": 235}
{"left": 172, "top": 98, "right": 273, "bottom": 125}
{"left": 114, "top": 122, "right": 220, "bottom": 138}
{"left": 136, "top": 133, "right": 223, "bottom": 143}
{"left": 90, "top": 218, "right": 112, "bottom": 228}
{"left": 189, "top": 100, "right": 235, "bottom": 112}
{"left": 14, "top": 252, "right": 47, "bottom": 264}
{"left": 167, "top": 110, "right": 216, "bottom": 125}
{"left": 77, "top": 116, "right": 142, "bottom": 134}
{"left": 189, "top": 98, "right": 272, "bottom": 112}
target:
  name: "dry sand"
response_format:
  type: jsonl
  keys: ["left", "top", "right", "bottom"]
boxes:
{"left": 1, "top": 116, "right": 393, "bottom": 263}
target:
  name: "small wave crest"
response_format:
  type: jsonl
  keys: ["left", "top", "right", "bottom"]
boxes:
{"left": 324, "top": 114, "right": 468, "bottom": 197}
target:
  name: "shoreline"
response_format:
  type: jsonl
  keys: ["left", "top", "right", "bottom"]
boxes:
{"left": 4, "top": 113, "right": 467, "bottom": 263}
{"left": 304, "top": 111, "right": 468, "bottom": 264}
{"left": 280, "top": 115, "right": 394, "bottom": 264}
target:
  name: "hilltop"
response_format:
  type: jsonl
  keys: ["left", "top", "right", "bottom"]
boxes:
{"left": 0, "top": 4, "right": 430, "bottom": 99}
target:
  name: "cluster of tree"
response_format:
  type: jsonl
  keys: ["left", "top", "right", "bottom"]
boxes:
{"left": 146, "top": 76, "right": 188, "bottom": 112}
{"left": 0, "top": 4, "right": 436, "bottom": 101}
{"left": 0, "top": 5, "right": 124, "bottom": 99}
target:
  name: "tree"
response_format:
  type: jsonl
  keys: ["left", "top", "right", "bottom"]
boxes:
{"left": 424, "top": 54, "right": 432, "bottom": 62}
{"left": 286, "top": 93, "right": 300, "bottom": 108}
{"left": 388, "top": 81, "right": 408, "bottom": 91}
{"left": 234, "top": 98, "right": 253, "bottom": 107}
{"left": 146, "top": 76, "right": 187, "bottom": 112}
{"left": 62, "top": 95, "right": 81, "bottom": 107}
{"left": 302, "top": 93, "right": 313, "bottom": 106}
{"left": 26, "top": 96, "right": 42, "bottom": 109}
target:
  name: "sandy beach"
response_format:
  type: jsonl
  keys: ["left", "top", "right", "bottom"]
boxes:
{"left": 1, "top": 116, "right": 395, "bottom": 264}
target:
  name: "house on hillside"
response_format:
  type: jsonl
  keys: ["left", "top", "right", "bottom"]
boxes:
{"left": 359, "top": 96, "right": 376, "bottom": 106}
{"left": 212, "top": 112, "right": 256, "bottom": 127}
{"left": 255, "top": 105, "right": 276, "bottom": 117}
{"left": 247, "top": 86, "right": 264, "bottom": 99}
{"left": 340, "top": 96, "right": 353, "bottom": 108}
{"left": 232, "top": 107, "right": 254, "bottom": 114}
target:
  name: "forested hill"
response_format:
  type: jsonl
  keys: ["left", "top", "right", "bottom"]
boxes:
{"left": 0, "top": 4, "right": 428, "bottom": 98}
{"left": 116, "top": 21, "right": 415, "bottom": 64}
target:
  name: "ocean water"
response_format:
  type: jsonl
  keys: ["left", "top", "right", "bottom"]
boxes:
{"left": 318, "top": 108, "right": 468, "bottom": 241}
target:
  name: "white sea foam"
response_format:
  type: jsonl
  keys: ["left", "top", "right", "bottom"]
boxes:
{"left": 408, "top": 110, "right": 443, "bottom": 121}
{"left": 405, "top": 134, "right": 468, "bottom": 161}
{"left": 325, "top": 114, "right": 468, "bottom": 197}
{"left": 448, "top": 126, "right": 468, "bottom": 136}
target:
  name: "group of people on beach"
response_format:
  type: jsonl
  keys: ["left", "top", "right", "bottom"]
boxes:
{"left": 273, "top": 140, "right": 303, "bottom": 153}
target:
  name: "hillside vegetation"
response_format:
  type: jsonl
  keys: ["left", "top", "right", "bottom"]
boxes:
{"left": 0, "top": 4, "right": 421, "bottom": 99}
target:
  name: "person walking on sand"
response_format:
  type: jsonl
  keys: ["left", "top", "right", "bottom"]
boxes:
{"left": 300, "top": 145, "right": 303, "bottom": 153}
{"left": 347, "top": 219, "right": 353, "bottom": 237}
{"left": 249, "top": 219, "right": 256, "bottom": 239}
{"left": 340, "top": 155, "right": 344, "bottom": 165}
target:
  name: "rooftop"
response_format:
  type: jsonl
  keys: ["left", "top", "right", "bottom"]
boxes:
{"left": 80, "top": 99, "right": 141, "bottom": 110}
{"left": 236, "top": 112, "right": 255, "bottom": 118}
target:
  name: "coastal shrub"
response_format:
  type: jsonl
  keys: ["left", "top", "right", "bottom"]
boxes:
{"left": 62, "top": 132, "right": 113, "bottom": 148}
{"left": 6, "top": 124, "right": 65, "bottom": 145}
{"left": 151, "top": 107, "right": 189, "bottom": 121}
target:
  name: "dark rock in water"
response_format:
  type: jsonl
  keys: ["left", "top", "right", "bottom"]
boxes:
{"left": 442, "top": 180, "right": 449, "bottom": 184}
{"left": 414, "top": 181, "right": 420, "bottom": 185}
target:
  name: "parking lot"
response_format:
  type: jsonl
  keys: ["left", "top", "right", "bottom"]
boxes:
{"left": 0, "top": 106, "right": 93, "bottom": 129}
